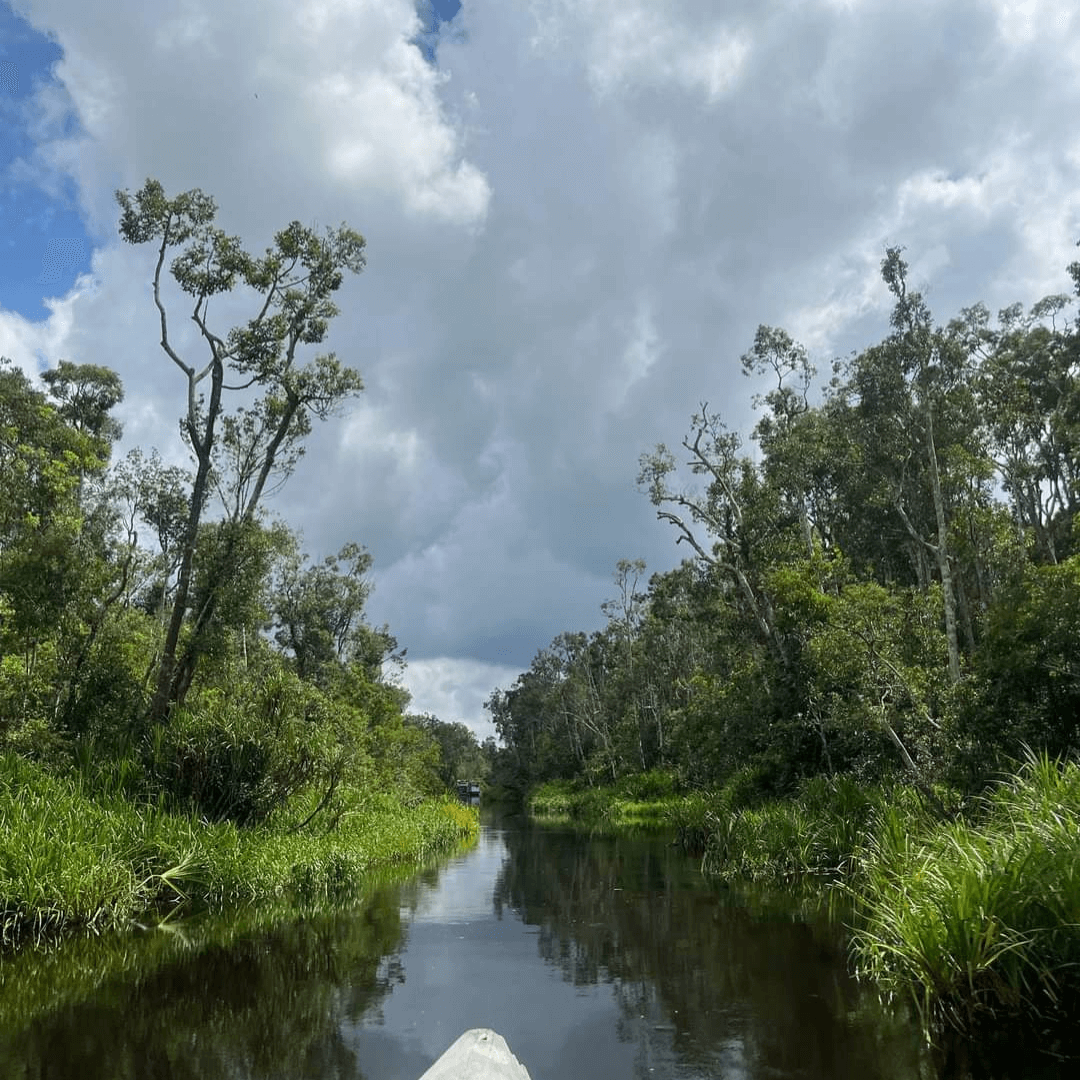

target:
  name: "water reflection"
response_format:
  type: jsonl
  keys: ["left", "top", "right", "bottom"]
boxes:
{"left": 493, "top": 819, "right": 927, "bottom": 1080}
{"left": 0, "top": 890, "right": 408, "bottom": 1080}
{"left": 0, "top": 817, "right": 1073, "bottom": 1080}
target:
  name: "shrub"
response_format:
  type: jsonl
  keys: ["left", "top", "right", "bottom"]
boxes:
{"left": 850, "top": 754, "right": 1080, "bottom": 1036}
{"left": 615, "top": 768, "right": 677, "bottom": 801}
{"left": 147, "top": 671, "right": 342, "bottom": 826}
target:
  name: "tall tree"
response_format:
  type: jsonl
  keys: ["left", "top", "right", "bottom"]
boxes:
{"left": 638, "top": 402, "right": 790, "bottom": 670}
{"left": 844, "top": 249, "right": 975, "bottom": 683}
{"left": 114, "top": 179, "right": 366, "bottom": 722}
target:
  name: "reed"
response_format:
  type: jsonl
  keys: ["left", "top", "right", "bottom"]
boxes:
{"left": 700, "top": 775, "right": 918, "bottom": 882}
{"left": 849, "top": 753, "right": 1080, "bottom": 1037}
{"left": 0, "top": 753, "right": 478, "bottom": 946}
{"left": 526, "top": 777, "right": 688, "bottom": 828}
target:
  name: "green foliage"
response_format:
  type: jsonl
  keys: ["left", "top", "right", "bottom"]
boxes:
{"left": 850, "top": 754, "right": 1080, "bottom": 1037}
{"left": 700, "top": 776, "right": 915, "bottom": 883}
{"left": 526, "top": 775, "right": 688, "bottom": 829}
{"left": 614, "top": 767, "right": 677, "bottom": 801}
{"left": 57, "top": 613, "right": 152, "bottom": 743}
{"left": 413, "top": 715, "right": 489, "bottom": 790}
{"left": 957, "top": 553, "right": 1080, "bottom": 775}
{"left": 270, "top": 539, "right": 373, "bottom": 685}
{"left": 145, "top": 669, "right": 343, "bottom": 826}
{"left": 0, "top": 752, "right": 477, "bottom": 947}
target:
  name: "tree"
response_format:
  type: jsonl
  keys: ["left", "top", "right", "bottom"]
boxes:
{"left": 638, "top": 399, "right": 795, "bottom": 672}
{"left": 876, "top": 248, "right": 965, "bottom": 682}
{"left": 41, "top": 360, "right": 124, "bottom": 449}
{"left": 114, "top": 179, "right": 367, "bottom": 722}
{"left": 0, "top": 360, "right": 106, "bottom": 653}
{"left": 741, "top": 325, "right": 818, "bottom": 558}
{"left": 271, "top": 539, "right": 375, "bottom": 687}
{"left": 974, "top": 297, "right": 1078, "bottom": 565}
{"left": 413, "top": 715, "right": 489, "bottom": 789}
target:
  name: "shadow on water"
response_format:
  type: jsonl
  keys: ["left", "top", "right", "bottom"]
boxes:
{"left": 0, "top": 861, "right": 443, "bottom": 1080}
{"left": 0, "top": 812, "right": 1073, "bottom": 1080}
{"left": 493, "top": 814, "right": 1076, "bottom": 1080}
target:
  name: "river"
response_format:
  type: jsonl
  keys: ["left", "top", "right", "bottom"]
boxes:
{"left": 0, "top": 811, "right": 1068, "bottom": 1079}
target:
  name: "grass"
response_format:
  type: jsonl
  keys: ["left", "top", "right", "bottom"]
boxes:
{"left": 526, "top": 772, "right": 688, "bottom": 830}
{"left": 0, "top": 752, "right": 478, "bottom": 946}
{"left": 699, "top": 775, "right": 928, "bottom": 882}
{"left": 849, "top": 754, "right": 1080, "bottom": 1039}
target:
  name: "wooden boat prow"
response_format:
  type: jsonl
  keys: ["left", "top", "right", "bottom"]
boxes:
{"left": 419, "top": 1028, "right": 532, "bottom": 1080}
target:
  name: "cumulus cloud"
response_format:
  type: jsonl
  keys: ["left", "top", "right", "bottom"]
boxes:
{"left": 529, "top": 0, "right": 751, "bottom": 102}
{"left": 4, "top": 0, "right": 1080, "bottom": 732}
{"left": 400, "top": 657, "right": 523, "bottom": 741}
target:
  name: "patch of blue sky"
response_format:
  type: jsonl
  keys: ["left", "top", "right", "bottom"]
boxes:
{"left": 0, "top": 2, "right": 93, "bottom": 327}
{"left": 412, "top": 0, "right": 463, "bottom": 66}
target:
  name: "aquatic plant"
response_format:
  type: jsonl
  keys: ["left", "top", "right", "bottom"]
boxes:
{"left": 0, "top": 752, "right": 477, "bottom": 946}
{"left": 699, "top": 775, "right": 920, "bottom": 882}
{"left": 849, "top": 753, "right": 1080, "bottom": 1037}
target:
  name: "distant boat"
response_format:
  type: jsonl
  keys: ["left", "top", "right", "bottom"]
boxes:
{"left": 455, "top": 780, "right": 482, "bottom": 802}
{"left": 419, "top": 1029, "right": 531, "bottom": 1080}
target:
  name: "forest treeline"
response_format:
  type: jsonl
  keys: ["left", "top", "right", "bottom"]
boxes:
{"left": 489, "top": 247, "right": 1080, "bottom": 802}
{"left": 487, "top": 247, "right": 1080, "bottom": 1042}
{"left": 0, "top": 180, "right": 478, "bottom": 943}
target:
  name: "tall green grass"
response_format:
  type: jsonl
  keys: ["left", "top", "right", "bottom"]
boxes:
{"left": 694, "top": 760, "right": 1080, "bottom": 1036}
{"left": 700, "top": 774, "right": 925, "bottom": 881}
{"left": 527, "top": 771, "right": 685, "bottom": 829}
{"left": 849, "top": 754, "right": 1080, "bottom": 1037}
{"left": 0, "top": 753, "right": 478, "bottom": 946}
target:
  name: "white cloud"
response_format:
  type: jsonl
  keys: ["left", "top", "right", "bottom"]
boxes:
{"left": 5, "top": 0, "right": 1080, "bottom": 736}
{"left": 400, "top": 657, "right": 522, "bottom": 741}
{"left": 529, "top": 0, "right": 751, "bottom": 102}
{"left": 987, "top": 0, "right": 1074, "bottom": 46}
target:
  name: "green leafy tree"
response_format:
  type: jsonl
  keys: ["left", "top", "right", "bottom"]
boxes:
{"left": 114, "top": 179, "right": 367, "bottom": 721}
{"left": 270, "top": 540, "right": 374, "bottom": 687}
{"left": 638, "top": 404, "right": 791, "bottom": 671}
{"left": 413, "top": 715, "right": 489, "bottom": 790}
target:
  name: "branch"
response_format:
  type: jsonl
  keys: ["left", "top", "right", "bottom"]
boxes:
{"left": 894, "top": 497, "right": 939, "bottom": 554}
{"left": 655, "top": 509, "right": 723, "bottom": 570}
{"left": 152, "top": 221, "right": 195, "bottom": 381}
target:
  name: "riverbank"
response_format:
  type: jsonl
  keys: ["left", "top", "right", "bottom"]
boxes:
{"left": 526, "top": 758, "right": 1080, "bottom": 1046}
{"left": 526, "top": 770, "right": 697, "bottom": 831}
{"left": 0, "top": 751, "right": 478, "bottom": 947}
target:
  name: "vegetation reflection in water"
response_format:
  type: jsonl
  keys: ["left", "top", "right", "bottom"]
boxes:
{"left": 494, "top": 819, "right": 930, "bottom": 1080}
{"left": 1, "top": 818, "right": 1072, "bottom": 1080}
{"left": 0, "top": 854, "right": 455, "bottom": 1080}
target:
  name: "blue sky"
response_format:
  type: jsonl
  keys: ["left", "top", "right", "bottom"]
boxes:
{"left": 414, "top": 0, "right": 463, "bottom": 64}
{"left": 1, "top": 0, "right": 463, "bottom": 324}
{"left": 2, "top": 0, "right": 1080, "bottom": 736}
{"left": 1, "top": 3, "right": 90, "bottom": 323}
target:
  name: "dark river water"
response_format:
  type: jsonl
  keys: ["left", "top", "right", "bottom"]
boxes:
{"left": 0, "top": 812, "right": 1069, "bottom": 1079}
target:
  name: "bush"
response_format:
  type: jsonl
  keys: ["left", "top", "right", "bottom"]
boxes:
{"left": 850, "top": 754, "right": 1080, "bottom": 1037}
{"left": 715, "top": 763, "right": 778, "bottom": 812}
{"left": 701, "top": 775, "right": 919, "bottom": 882}
{"left": 615, "top": 768, "right": 677, "bottom": 801}
{"left": 147, "top": 671, "right": 343, "bottom": 825}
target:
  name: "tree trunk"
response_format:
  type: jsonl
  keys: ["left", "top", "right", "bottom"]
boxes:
{"left": 923, "top": 399, "right": 961, "bottom": 683}
{"left": 149, "top": 358, "right": 223, "bottom": 724}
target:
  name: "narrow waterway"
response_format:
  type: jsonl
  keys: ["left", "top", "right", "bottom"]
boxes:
{"left": 0, "top": 812, "right": 1066, "bottom": 1079}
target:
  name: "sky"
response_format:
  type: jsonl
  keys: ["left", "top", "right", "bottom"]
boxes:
{"left": 2, "top": 0, "right": 1080, "bottom": 741}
